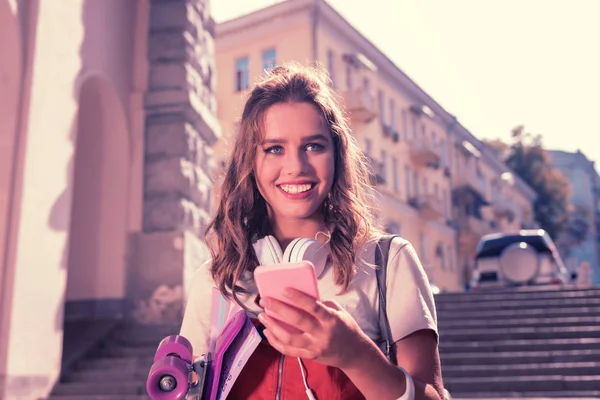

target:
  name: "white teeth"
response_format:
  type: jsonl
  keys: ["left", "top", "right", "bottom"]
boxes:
{"left": 279, "top": 184, "right": 313, "bottom": 194}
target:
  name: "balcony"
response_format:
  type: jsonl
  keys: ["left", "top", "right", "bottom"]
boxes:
{"left": 457, "top": 215, "right": 491, "bottom": 251}
{"left": 452, "top": 168, "right": 489, "bottom": 203}
{"left": 409, "top": 194, "right": 444, "bottom": 220}
{"left": 407, "top": 137, "right": 441, "bottom": 168}
{"left": 493, "top": 198, "right": 517, "bottom": 220}
{"left": 382, "top": 124, "right": 400, "bottom": 143}
{"left": 343, "top": 88, "right": 377, "bottom": 123}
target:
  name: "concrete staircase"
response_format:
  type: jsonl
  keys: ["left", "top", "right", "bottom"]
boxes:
{"left": 46, "top": 287, "right": 600, "bottom": 399}
{"left": 437, "top": 286, "right": 600, "bottom": 398}
{"left": 46, "top": 323, "right": 177, "bottom": 400}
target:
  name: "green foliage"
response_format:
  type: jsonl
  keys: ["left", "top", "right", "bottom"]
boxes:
{"left": 557, "top": 203, "right": 593, "bottom": 256}
{"left": 486, "top": 125, "right": 570, "bottom": 239}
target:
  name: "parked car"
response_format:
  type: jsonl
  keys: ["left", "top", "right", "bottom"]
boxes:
{"left": 469, "top": 229, "right": 571, "bottom": 290}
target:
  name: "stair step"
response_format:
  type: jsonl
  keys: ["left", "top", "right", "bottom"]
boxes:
{"left": 107, "top": 335, "right": 170, "bottom": 348}
{"left": 444, "top": 375, "right": 600, "bottom": 393}
{"left": 436, "top": 287, "right": 600, "bottom": 304}
{"left": 440, "top": 337, "right": 600, "bottom": 353}
{"left": 92, "top": 345, "right": 156, "bottom": 358}
{"left": 72, "top": 356, "right": 154, "bottom": 371}
{"left": 111, "top": 324, "right": 179, "bottom": 341}
{"left": 439, "top": 316, "right": 600, "bottom": 329}
{"left": 436, "top": 297, "right": 600, "bottom": 312}
{"left": 443, "top": 361, "right": 600, "bottom": 378}
{"left": 439, "top": 325, "right": 600, "bottom": 342}
{"left": 63, "top": 367, "right": 150, "bottom": 383}
{"left": 50, "top": 382, "right": 145, "bottom": 396}
{"left": 441, "top": 349, "right": 600, "bottom": 365}
{"left": 438, "top": 306, "right": 600, "bottom": 320}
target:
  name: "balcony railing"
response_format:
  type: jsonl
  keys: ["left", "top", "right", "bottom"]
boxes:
{"left": 343, "top": 88, "right": 377, "bottom": 123}
{"left": 382, "top": 124, "right": 400, "bottom": 142}
{"left": 407, "top": 137, "right": 441, "bottom": 168}
{"left": 453, "top": 168, "right": 489, "bottom": 202}
{"left": 408, "top": 194, "right": 444, "bottom": 220}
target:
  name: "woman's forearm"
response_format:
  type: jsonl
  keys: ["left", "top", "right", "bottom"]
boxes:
{"left": 342, "top": 338, "right": 442, "bottom": 400}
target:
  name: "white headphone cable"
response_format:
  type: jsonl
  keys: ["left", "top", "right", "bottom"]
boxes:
{"left": 297, "top": 357, "right": 317, "bottom": 400}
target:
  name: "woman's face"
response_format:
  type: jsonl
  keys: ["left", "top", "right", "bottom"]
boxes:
{"left": 254, "top": 102, "right": 335, "bottom": 227}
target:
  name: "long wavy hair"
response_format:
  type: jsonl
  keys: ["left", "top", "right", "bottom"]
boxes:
{"left": 205, "top": 62, "right": 382, "bottom": 302}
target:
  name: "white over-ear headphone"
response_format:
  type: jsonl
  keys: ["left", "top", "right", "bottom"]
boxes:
{"left": 252, "top": 235, "right": 331, "bottom": 278}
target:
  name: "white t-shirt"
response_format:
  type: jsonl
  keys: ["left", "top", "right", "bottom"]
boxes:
{"left": 179, "top": 236, "right": 438, "bottom": 357}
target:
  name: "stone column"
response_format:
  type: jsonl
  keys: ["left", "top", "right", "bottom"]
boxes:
{"left": 129, "top": 0, "right": 220, "bottom": 325}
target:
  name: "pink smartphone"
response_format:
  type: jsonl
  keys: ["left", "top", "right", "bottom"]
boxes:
{"left": 254, "top": 261, "right": 320, "bottom": 307}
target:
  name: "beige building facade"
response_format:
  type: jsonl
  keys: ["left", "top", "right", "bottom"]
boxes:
{"left": 214, "top": 0, "right": 537, "bottom": 292}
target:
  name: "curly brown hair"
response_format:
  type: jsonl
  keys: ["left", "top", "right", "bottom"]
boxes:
{"left": 205, "top": 62, "right": 382, "bottom": 303}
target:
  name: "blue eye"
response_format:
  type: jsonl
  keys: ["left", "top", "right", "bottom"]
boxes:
{"left": 265, "top": 145, "right": 283, "bottom": 154}
{"left": 306, "top": 143, "right": 325, "bottom": 152}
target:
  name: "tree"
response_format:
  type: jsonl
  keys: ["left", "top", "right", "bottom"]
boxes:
{"left": 485, "top": 125, "right": 570, "bottom": 239}
{"left": 482, "top": 138, "right": 509, "bottom": 160}
{"left": 557, "top": 203, "right": 592, "bottom": 257}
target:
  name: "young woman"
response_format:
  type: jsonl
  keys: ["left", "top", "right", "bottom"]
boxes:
{"left": 180, "top": 63, "right": 445, "bottom": 400}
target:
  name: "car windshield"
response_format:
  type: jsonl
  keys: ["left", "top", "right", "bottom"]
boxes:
{"left": 476, "top": 234, "right": 552, "bottom": 259}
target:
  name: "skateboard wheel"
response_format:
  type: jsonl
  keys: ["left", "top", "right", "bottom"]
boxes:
{"left": 146, "top": 356, "right": 189, "bottom": 400}
{"left": 154, "top": 335, "right": 193, "bottom": 364}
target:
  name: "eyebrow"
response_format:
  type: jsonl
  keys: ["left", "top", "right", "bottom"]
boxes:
{"left": 260, "top": 133, "right": 330, "bottom": 146}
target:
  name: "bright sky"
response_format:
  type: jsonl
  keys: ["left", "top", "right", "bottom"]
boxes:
{"left": 211, "top": 0, "right": 600, "bottom": 165}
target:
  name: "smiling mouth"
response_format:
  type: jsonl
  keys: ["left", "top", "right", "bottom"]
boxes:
{"left": 277, "top": 183, "right": 315, "bottom": 194}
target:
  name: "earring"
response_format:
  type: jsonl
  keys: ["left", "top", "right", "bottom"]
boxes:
{"left": 324, "top": 192, "right": 334, "bottom": 211}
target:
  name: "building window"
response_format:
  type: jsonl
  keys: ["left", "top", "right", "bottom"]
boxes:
{"left": 392, "top": 156, "right": 399, "bottom": 193}
{"left": 365, "top": 138, "right": 372, "bottom": 156}
{"left": 381, "top": 150, "right": 387, "bottom": 183}
{"left": 390, "top": 99, "right": 396, "bottom": 130}
{"left": 401, "top": 110, "right": 407, "bottom": 140}
{"left": 262, "top": 48, "right": 277, "bottom": 73}
{"left": 345, "top": 61, "right": 353, "bottom": 90}
{"left": 378, "top": 90, "right": 385, "bottom": 123}
{"left": 443, "top": 189, "right": 448, "bottom": 218}
{"left": 440, "top": 140, "right": 447, "bottom": 167}
{"left": 437, "top": 244, "right": 446, "bottom": 270}
{"left": 387, "top": 222, "right": 401, "bottom": 235}
{"left": 235, "top": 56, "right": 250, "bottom": 91}
{"left": 327, "top": 50, "right": 336, "bottom": 87}
{"left": 420, "top": 232, "right": 427, "bottom": 262}
{"left": 448, "top": 245, "right": 455, "bottom": 272}
{"left": 405, "top": 166, "right": 411, "bottom": 198}
{"left": 413, "top": 171, "right": 419, "bottom": 196}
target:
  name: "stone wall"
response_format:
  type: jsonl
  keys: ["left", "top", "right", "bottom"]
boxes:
{"left": 130, "top": 0, "right": 220, "bottom": 324}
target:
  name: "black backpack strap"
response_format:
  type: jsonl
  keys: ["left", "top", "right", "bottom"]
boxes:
{"left": 375, "top": 234, "right": 398, "bottom": 365}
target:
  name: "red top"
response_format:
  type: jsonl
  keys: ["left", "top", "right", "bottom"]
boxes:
{"left": 228, "top": 318, "right": 365, "bottom": 399}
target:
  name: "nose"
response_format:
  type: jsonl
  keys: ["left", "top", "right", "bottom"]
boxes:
{"left": 283, "top": 149, "right": 308, "bottom": 175}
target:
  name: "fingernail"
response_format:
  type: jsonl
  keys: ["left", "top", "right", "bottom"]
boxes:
{"left": 258, "top": 312, "right": 266, "bottom": 322}
{"left": 283, "top": 288, "right": 292, "bottom": 297}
